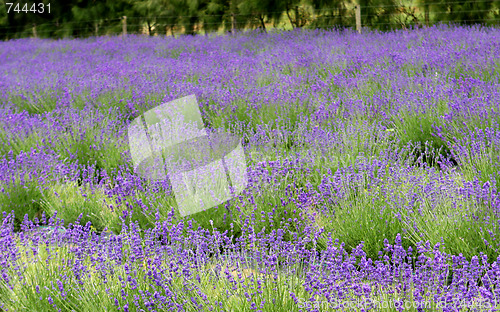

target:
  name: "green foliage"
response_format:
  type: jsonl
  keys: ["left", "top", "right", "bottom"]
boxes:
{"left": 433, "top": 0, "right": 498, "bottom": 25}
{"left": 237, "top": 0, "right": 291, "bottom": 32}
{"left": 391, "top": 105, "right": 453, "bottom": 167}
{"left": 202, "top": 0, "right": 230, "bottom": 34}
{"left": 1, "top": 0, "right": 500, "bottom": 38}
{"left": 126, "top": 0, "right": 181, "bottom": 35}
{"left": 357, "top": 0, "right": 399, "bottom": 30}
{"left": 41, "top": 182, "right": 116, "bottom": 233}
{"left": 0, "top": 181, "right": 47, "bottom": 231}
{"left": 0, "top": 127, "right": 45, "bottom": 158}
{"left": 309, "top": 0, "right": 354, "bottom": 29}
{"left": 406, "top": 191, "right": 500, "bottom": 261}
{"left": 8, "top": 90, "right": 59, "bottom": 115}
{"left": 50, "top": 114, "right": 127, "bottom": 176}
{"left": 71, "top": 0, "right": 130, "bottom": 36}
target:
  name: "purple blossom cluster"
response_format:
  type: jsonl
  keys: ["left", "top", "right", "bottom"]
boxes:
{"left": 0, "top": 25, "right": 500, "bottom": 310}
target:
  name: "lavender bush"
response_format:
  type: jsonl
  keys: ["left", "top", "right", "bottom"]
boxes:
{"left": 1, "top": 25, "right": 500, "bottom": 311}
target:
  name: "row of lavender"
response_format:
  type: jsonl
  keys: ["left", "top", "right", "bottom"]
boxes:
{"left": 1, "top": 212, "right": 500, "bottom": 311}
{"left": 0, "top": 25, "right": 499, "bottom": 310}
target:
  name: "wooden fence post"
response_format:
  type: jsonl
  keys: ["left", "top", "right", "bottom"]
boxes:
{"left": 355, "top": 5, "right": 361, "bottom": 34}
{"left": 122, "top": 16, "right": 127, "bottom": 37}
{"left": 231, "top": 13, "right": 236, "bottom": 34}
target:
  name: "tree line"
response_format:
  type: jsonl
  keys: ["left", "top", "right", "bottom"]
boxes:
{"left": 1, "top": 0, "right": 499, "bottom": 39}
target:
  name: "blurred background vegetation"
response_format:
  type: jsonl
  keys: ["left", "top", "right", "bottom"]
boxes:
{"left": 0, "top": 0, "right": 499, "bottom": 39}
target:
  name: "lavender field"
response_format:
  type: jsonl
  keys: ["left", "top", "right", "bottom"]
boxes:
{"left": 1, "top": 25, "right": 500, "bottom": 311}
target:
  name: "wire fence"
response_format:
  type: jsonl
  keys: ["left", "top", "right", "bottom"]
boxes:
{"left": 2, "top": 2, "right": 499, "bottom": 40}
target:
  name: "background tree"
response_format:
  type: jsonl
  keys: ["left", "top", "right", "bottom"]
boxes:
{"left": 414, "top": 0, "right": 438, "bottom": 25}
{"left": 0, "top": 0, "right": 500, "bottom": 39}
{"left": 42, "top": 0, "right": 76, "bottom": 37}
{"left": 127, "top": 0, "right": 168, "bottom": 35}
{"left": 237, "top": 0, "right": 289, "bottom": 32}
{"left": 171, "top": 0, "right": 210, "bottom": 35}
{"left": 1, "top": 0, "right": 72, "bottom": 39}
{"left": 309, "top": 0, "right": 353, "bottom": 29}
{"left": 358, "top": 0, "right": 399, "bottom": 30}
{"left": 1, "top": 1, "right": 31, "bottom": 39}
{"left": 283, "top": 0, "right": 303, "bottom": 28}
{"left": 159, "top": 0, "right": 183, "bottom": 36}
{"left": 433, "top": 0, "right": 497, "bottom": 25}
{"left": 199, "top": 0, "right": 229, "bottom": 34}
{"left": 72, "top": 0, "right": 130, "bottom": 37}
{"left": 394, "top": 2, "right": 422, "bottom": 28}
